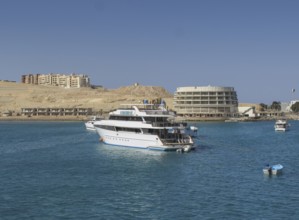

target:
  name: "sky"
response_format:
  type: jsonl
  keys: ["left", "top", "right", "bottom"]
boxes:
{"left": 1, "top": 0, "right": 299, "bottom": 104}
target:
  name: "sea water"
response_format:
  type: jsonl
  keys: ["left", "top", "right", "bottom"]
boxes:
{"left": 0, "top": 121, "right": 299, "bottom": 219}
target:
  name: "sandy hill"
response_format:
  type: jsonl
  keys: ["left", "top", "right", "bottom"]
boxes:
{"left": 0, "top": 82, "right": 174, "bottom": 114}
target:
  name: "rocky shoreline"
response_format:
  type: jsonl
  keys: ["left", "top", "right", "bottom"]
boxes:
{"left": 0, "top": 115, "right": 88, "bottom": 121}
{"left": 1, "top": 113, "right": 298, "bottom": 122}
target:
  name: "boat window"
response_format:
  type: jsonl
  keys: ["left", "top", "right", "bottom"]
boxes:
{"left": 95, "top": 125, "right": 115, "bottom": 131}
{"left": 109, "top": 115, "right": 143, "bottom": 121}
{"left": 144, "top": 117, "right": 168, "bottom": 123}
{"left": 143, "top": 129, "right": 159, "bottom": 135}
{"left": 115, "top": 127, "right": 142, "bottom": 133}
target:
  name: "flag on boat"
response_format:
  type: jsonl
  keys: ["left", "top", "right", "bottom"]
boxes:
{"left": 292, "top": 88, "right": 295, "bottom": 93}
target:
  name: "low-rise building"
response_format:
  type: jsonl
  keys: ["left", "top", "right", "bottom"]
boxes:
{"left": 21, "top": 108, "right": 92, "bottom": 116}
{"left": 238, "top": 106, "right": 258, "bottom": 118}
{"left": 285, "top": 100, "right": 299, "bottom": 112}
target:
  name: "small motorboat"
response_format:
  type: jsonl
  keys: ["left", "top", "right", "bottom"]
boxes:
{"left": 184, "top": 126, "right": 198, "bottom": 138}
{"left": 224, "top": 118, "right": 239, "bottom": 122}
{"left": 274, "top": 119, "right": 290, "bottom": 132}
{"left": 85, "top": 116, "right": 104, "bottom": 131}
{"left": 263, "top": 164, "right": 283, "bottom": 175}
{"left": 183, "top": 145, "right": 192, "bottom": 152}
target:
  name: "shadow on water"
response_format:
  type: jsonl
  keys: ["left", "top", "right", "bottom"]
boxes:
{"left": 195, "top": 143, "right": 213, "bottom": 151}
{"left": 97, "top": 143, "right": 166, "bottom": 157}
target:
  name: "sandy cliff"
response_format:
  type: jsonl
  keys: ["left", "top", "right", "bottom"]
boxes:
{"left": 0, "top": 82, "right": 174, "bottom": 115}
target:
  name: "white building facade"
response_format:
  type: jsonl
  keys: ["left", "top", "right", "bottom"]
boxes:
{"left": 284, "top": 100, "right": 299, "bottom": 112}
{"left": 173, "top": 86, "right": 238, "bottom": 118}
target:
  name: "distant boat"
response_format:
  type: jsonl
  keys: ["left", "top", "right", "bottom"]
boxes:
{"left": 183, "top": 125, "right": 198, "bottom": 138}
{"left": 263, "top": 164, "right": 283, "bottom": 175}
{"left": 85, "top": 116, "right": 104, "bottom": 131}
{"left": 274, "top": 119, "right": 290, "bottom": 132}
{"left": 224, "top": 118, "right": 240, "bottom": 122}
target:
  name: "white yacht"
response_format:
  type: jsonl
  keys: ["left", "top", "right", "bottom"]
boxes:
{"left": 94, "top": 104, "right": 195, "bottom": 152}
{"left": 274, "top": 119, "right": 290, "bottom": 132}
{"left": 85, "top": 116, "right": 104, "bottom": 131}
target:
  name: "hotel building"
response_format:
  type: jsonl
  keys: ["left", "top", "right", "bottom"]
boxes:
{"left": 21, "top": 73, "right": 90, "bottom": 88}
{"left": 173, "top": 86, "right": 238, "bottom": 118}
{"left": 21, "top": 74, "right": 40, "bottom": 85}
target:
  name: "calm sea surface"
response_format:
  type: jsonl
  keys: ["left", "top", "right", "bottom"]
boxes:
{"left": 0, "top": 121, "right": 299, "bottom": 220}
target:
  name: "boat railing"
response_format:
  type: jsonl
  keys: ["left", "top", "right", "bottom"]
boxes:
{"left": 145, "top": 122, "right": 188, "bottom": 127}
{"left": 152, "top": 122, "right": 175, "bottom": 127}
{"left": 143, "top": 110, "right": 174, "bottom": 116}
{"left": 160, "top": 137, "right": 192, "bottom": 145}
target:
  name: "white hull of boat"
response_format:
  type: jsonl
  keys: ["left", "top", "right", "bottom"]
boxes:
{"left": 85, "top": 121, "right": 96, "bottom": 131}
{"left": 271, "top": 164, "right": 283, "bottom": 175}
{"left": 274, "top": 127, "right": 289, "bottom": 132}
{"left": 263, "top": 164, "right": 283, "bottom": 175}
{"left": 96, "top": 128, "right": 193, "bottom": 151}
{"left": 274, "top": 120, "right": 289, "bottom": 132}
{"left": 263, "top": 168, "right": 271, "bottom": 175}
{"left": 271, "top": 169, "right": 281, "bottom": 175}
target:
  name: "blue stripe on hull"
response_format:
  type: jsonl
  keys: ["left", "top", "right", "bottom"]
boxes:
{"left": 101, "top": 142, "right": 175, "bottom": 151}
{"left": 102, "top": 142, "right": 147, "bottom": 149}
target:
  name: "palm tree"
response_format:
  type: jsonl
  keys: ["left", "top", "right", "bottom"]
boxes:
{"left": 270, "top": 101, "right": 281, "bottom": 111}
{"left": 291, "top": 102, "right": 299, "bottom": 112}
{"left": 259, "top": 103, "right": 268, "bottom": 111}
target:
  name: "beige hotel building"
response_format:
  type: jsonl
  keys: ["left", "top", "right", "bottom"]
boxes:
{"left": 173, "top": 86, "right": 238, "bottom": 118}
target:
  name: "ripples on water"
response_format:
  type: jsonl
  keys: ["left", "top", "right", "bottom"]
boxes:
{"left": 0, "top": 121, "right": 299, "bottom": 219}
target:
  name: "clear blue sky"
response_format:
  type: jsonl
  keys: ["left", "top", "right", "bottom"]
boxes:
{"left": 1, "top": 0, "right": 299, "bottom": 104}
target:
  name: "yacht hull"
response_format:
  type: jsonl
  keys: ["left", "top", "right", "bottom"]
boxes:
{"left": 96, "top": 128, "right": 193, "bottom": 151}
